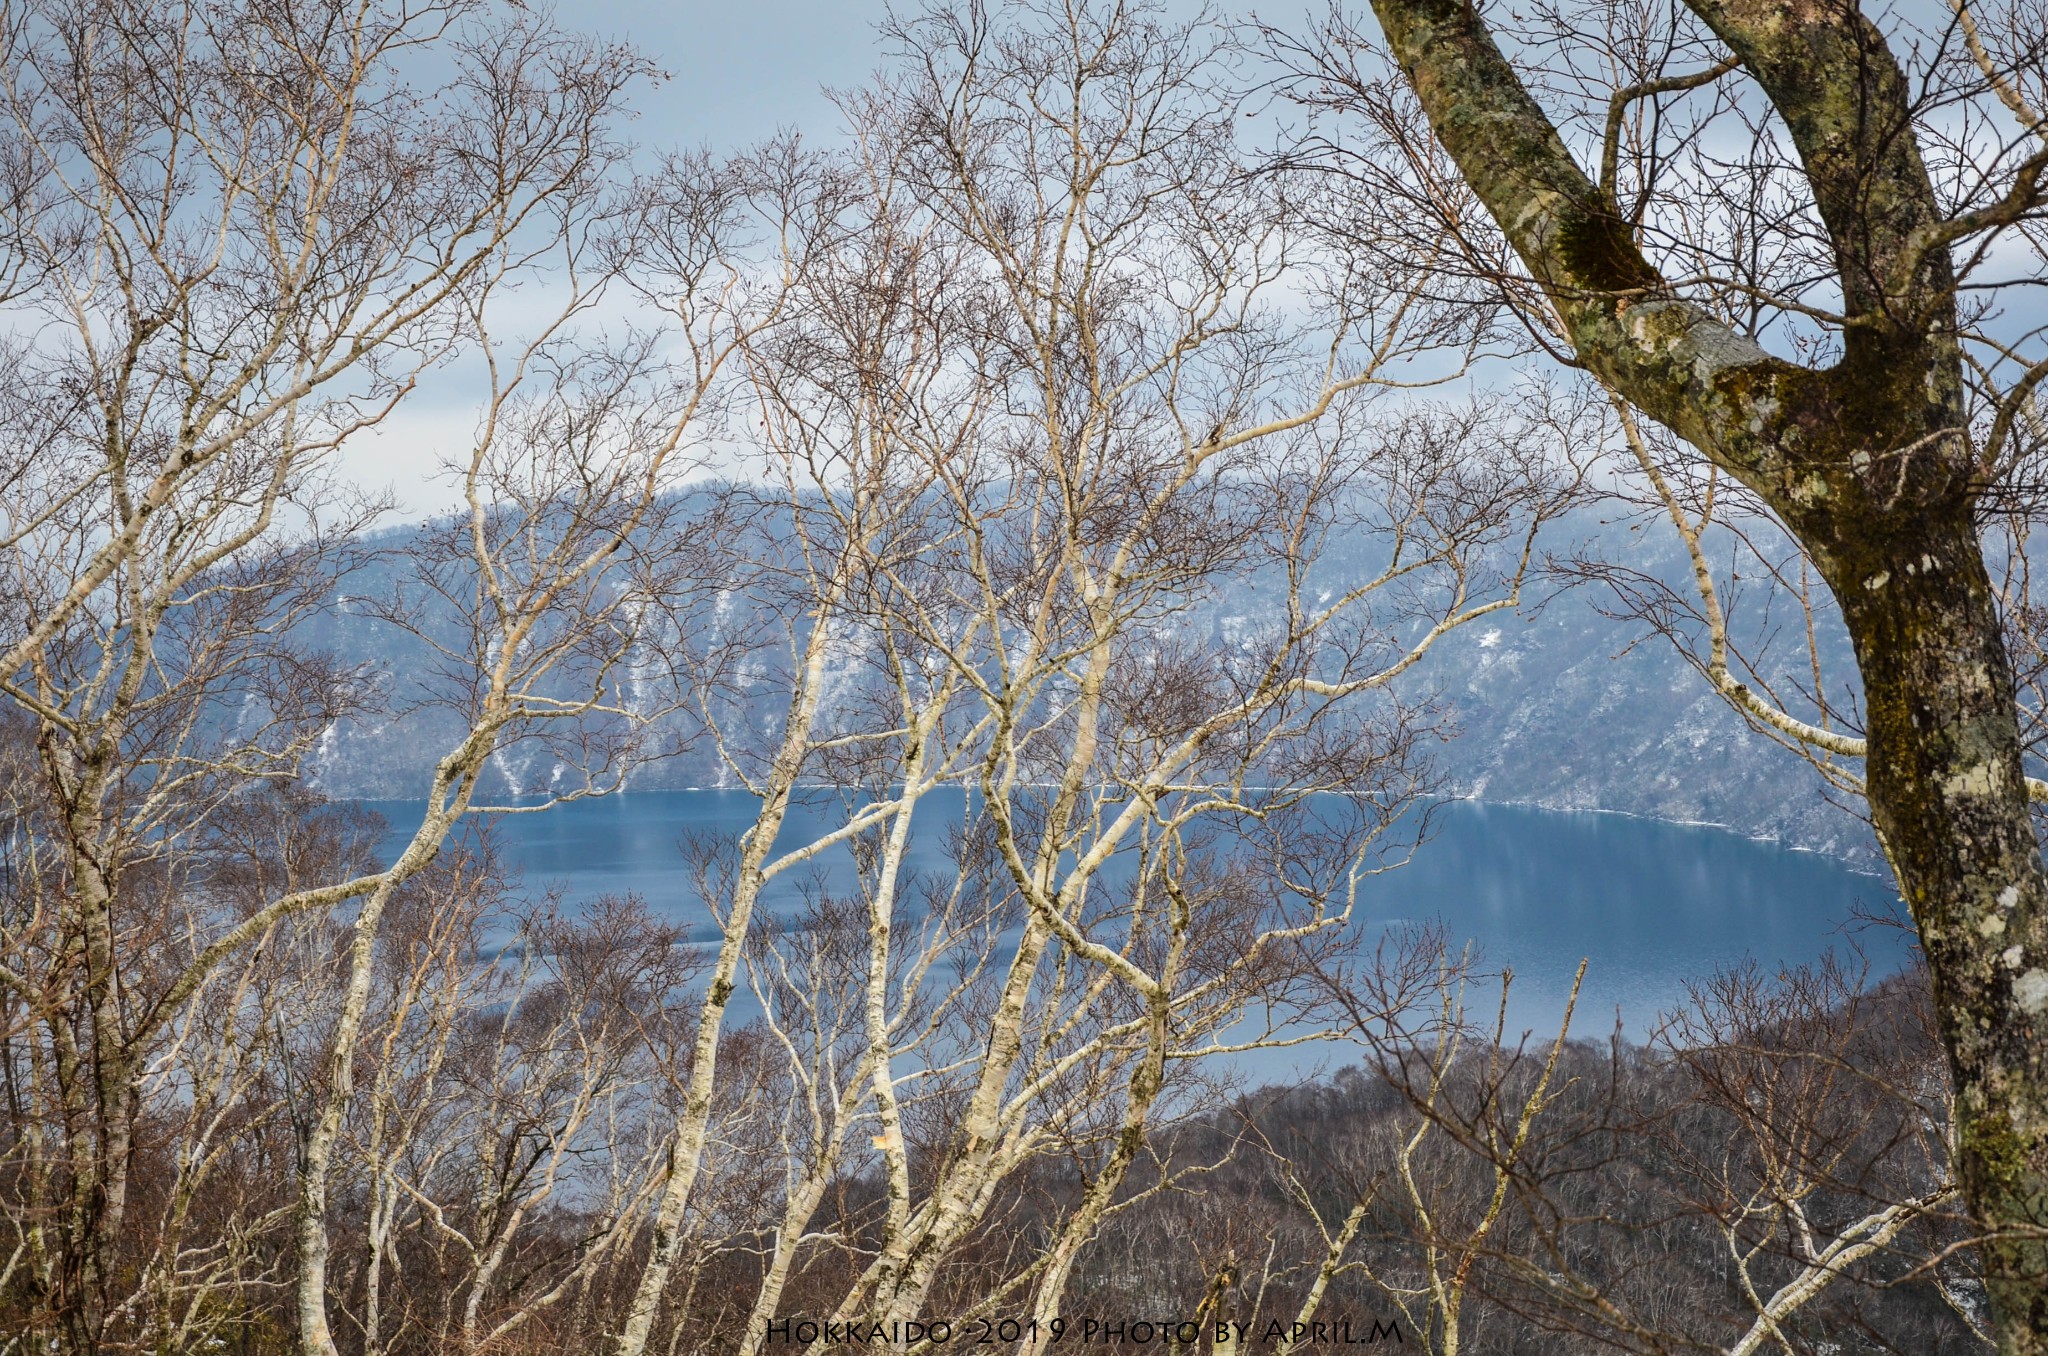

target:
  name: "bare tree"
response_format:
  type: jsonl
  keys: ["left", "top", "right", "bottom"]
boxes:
{"left": 1119, "top": 944, "right": 1976, "bottom": 1356}
{"left": 0, "top": 2, "right": 776, "bottom": 1350}
{"left": 1271, "top": 0, "right": 2048, "bottom": 1344}
{"left": 599, "top": 3, "right": 1584, "bottom": 1351}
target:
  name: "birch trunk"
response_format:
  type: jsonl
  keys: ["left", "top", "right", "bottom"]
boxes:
{"left": 295, "top": 765, "right": 484, "bottom": 1356}
{"left": 611, "top": 589, "right": 844, "bottom": 1356}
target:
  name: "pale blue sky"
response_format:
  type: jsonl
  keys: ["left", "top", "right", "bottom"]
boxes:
{"left": 598, "top": 0, "right": 892, "bottom": 148}
{"left": 350, "top": 1, "right": 903, "bottom": 514}
{"left": 354, "top": 0, "right": 1232, "bottom": 515}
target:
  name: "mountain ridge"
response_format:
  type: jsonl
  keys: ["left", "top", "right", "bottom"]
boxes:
{"left": 294, "top": 498, "right": 1881, "bottom": 861}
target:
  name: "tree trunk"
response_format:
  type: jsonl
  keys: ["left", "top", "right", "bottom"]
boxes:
{"left": 1347, "top": 0, "right": 2048, "bottom": 1345}
{"left": 1828, "top": 509, "right": 2048, "bottom": 1348}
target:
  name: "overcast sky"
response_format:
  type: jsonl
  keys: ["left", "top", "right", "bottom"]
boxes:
{"left": 349, "top": 1, "right": 1263, "bottom": 516}
{"left": 603, "top": 1, "right": 890, "bottom": 146}
{"left": 351, "top": 1, "right": 897, "bottom": 517}
{"left": 347, "top": 0, "right": 2023, "bottom": 519}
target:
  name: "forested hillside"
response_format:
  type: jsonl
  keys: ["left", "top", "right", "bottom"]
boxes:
{"left": 298, "top": 503, "right": 1879, "bottom": 858}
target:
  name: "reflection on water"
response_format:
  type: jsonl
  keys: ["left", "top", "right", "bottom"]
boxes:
{"left": 366, "top": 791, "right": 1911, "bottom": 1045}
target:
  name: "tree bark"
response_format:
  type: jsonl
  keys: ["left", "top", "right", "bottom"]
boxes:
{"left": 1359, "top": 0, "right": 2048, "bottom": 1346}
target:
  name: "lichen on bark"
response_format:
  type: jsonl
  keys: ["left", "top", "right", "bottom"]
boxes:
{"left": 1360, "top": 0, "right": 2048, "bottom": 1347}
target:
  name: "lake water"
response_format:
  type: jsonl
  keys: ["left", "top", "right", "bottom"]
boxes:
{"left": 367, "top": 791, "right": 1912, "bottom": 1047}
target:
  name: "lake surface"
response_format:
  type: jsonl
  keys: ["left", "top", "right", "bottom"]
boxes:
{"left": 367, "top": 791, "right": 1912, "bottom": 1046}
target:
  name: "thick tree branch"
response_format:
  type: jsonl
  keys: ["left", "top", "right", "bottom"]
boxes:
{"left": 1364, "top": 0, "right": 1810, "bottom": 495}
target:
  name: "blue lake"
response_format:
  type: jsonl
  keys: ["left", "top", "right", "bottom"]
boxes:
{"left": 366, "top": 791, "right": 1912, "bottom": 1046}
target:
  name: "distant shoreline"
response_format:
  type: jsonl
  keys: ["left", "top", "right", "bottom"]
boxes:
{"left": 352, "top": 782, "right": 1892, "bottom": 877}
